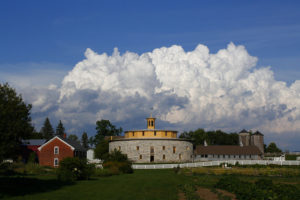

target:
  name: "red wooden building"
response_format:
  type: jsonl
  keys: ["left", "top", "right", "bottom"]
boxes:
{"left": 38, "top": 135, "right": 86, "bottom": 167}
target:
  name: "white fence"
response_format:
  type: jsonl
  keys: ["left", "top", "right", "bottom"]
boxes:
{"left": 132, "top": 160, "right": 300, "bottom": 169}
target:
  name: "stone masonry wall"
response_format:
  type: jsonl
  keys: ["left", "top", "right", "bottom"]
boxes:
{"left": 109, "top": 139, "right": 193, "bottom": 163}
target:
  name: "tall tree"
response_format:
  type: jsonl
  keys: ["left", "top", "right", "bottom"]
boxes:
{"left": 68, "top": 134, "right": 79, "bottom": 141}
{"left": 81, "top": 132, "right": 89, "bottom": 149}
{"left": 0, "top": 83, "right": 34, "bottom": 161}
{"left": 266, "top": 142, "right": 282, "bottom": 153}
{"left": 40, "top": 117, "right": 54, "bottom": 140}
{"left": 55, "top": 120, "right": 65, "bottom": 137}
{"left": 94, "top": 119, "right": 122, "bottom": 145}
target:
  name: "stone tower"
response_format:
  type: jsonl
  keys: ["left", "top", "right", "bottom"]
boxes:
{"left": 251, "top": 131, "right": 264, "bottom": 154}
{"left": 239, "top": 129, "right": 250, "bottom": 146}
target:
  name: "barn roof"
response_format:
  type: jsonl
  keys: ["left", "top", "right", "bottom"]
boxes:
{"left": 22, "top": 139, "right": 46, "bottom": 146}
{"left": 195, "top": 145, "right": 262, "bottom": 155}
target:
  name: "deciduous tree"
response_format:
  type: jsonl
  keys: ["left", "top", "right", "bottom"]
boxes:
{"left": 0, "top": 83, "right": 34, "bottom": 161}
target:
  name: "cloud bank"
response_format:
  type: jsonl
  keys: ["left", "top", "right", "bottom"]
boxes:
{"left": 21, "top": 43, "right": 300, "bottom": 146}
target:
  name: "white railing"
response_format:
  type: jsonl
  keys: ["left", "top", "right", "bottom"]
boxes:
{"left": 132, "top": 160, "right": 300, "bottom": 169}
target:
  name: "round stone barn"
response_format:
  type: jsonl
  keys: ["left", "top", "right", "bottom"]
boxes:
{"left": 109, "top": 116, "right": 193, "bottom": 163}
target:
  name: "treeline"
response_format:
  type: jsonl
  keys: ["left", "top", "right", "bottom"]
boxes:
{"left": 179, "top": 128, "right": 239, "bottom": 146}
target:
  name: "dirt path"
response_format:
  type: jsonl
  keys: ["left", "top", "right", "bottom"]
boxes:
{"left": 178, "top": 186, "right": 237, "bottom": 200}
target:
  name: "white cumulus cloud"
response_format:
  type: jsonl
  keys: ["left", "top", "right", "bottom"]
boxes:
{"left": 22, "top": 43, "right": 300, "bottom": 144}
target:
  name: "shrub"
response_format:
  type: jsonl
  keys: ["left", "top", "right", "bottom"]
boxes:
{"left": 102, "top": 149, "right": 133, "bottom": 174}
{"left": 57, "top": 157, "right": 95, "bottom": 182}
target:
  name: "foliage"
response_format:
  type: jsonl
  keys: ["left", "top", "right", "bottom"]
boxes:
{"left": 55, "top": 120, "right": 65, "bottom": 137}
{"left": 40, "top": 117, "right": 54, "bottom": 140}
{"left": 102, "top": 149, "right": 133, "bottom": 174}
{"left": 0, "top": 162, "right": 54, "bottom": 176}
{"left": 94, "top": 168, "right": 114, "bottom": 177}
{"left": 68, "top": 134, "right": 79, "bottom": 141}
{"left": 266, "top": 142, "right": 282, "bottom": 153}
{"left": 92, "top": 119, "right": 122, "bottom": 145}
{"left": 57, "top": 157, "right": 95, "bottom": 182}
{"left": 285, "top": 154, "right": 298, "bottom": 160}
{"left": 179, "top": 128, "right": 239, "bottom": 146}
{"left": 81, "top": 132, "right": 89, "bottom": 149}
{"left": 0, "top": 83, "right": 35, "bottom": 162}
{"left": 215, "top": 176, "right": 300, "bottom": 200}
{"left": 28, "top": 152, "right": 37, "bottom": 163}
{"left": 179, "top": 183, "right": 199, "bottom": 200}
{"left": 190, "top": 166, "right": 300, "bottom": 177}
{"left": 94, "top": 139, "right": 109, "bottom": 160}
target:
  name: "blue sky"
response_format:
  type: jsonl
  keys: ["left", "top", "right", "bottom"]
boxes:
{"left": 1, "top": 0, "right": 300, "bottom": 83}
{"left": 1, "top": 0, "right": 300, "bottom": 150}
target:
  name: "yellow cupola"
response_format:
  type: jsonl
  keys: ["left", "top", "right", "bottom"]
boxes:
{"left": 146, "top": 115, "right": 156, "bottom": 129}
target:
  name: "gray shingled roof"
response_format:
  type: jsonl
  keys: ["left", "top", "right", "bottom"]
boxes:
{"left": 58, "top": 136, "right": 86, "bottom": 151}
{"left": 22, "top": 139, "right": 46, "bottom": 146}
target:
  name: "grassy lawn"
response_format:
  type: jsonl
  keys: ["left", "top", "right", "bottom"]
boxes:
{"left": 1, "top": 170, "right": 192, "bottom": 200}
{"left": 2, "top": 167, "right": 300, "bottom": 200}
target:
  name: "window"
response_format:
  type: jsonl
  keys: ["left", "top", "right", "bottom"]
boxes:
{"left": 151, "top": 121, "right": 153, "bottom": 126}
{"left": 186, "top": 146, "right": 190, "bottom": 150}
{"left": 218, "top": 155, "right": 220, "bottom": 158}
{"left": 142, "top": 131, "right": 144, "bottom": 136}
{"left": 162, "top": 146, "right": 165, "bottom": 150}
{"left": 136, "top": 146, "right": 139, "bottom": 151}
{"left": 163, "top": 155, "right": 166, "bottom": 160}
{"left": 154, "top": 131, "right": 156, "bottom": 136}
{"left": 165, "top": 132, "right": 167, "bottom": 136}
{"left": 150, "top": 146, "right": 154, "bottom": 153}
{"left": 179, "top": 154, "right": 182, "bottom": 160}
{"left": 54, "top": 146, "right": 59, "bottom": 155}
{"left": 54, "top": 158, "right": 59, "bottom": 167}
{"left": 223, "top": 155, "right": 225, "bottom": 158}
{"left": 205, "top": 154, "right": 208, "bottom": 158}
{"left": 173, "top": 146, "right": 176, "bottom": 154}
{"left": 132, "top": 132, "right": 135, "bottom": 136}
{"left": 139, "top": 155, "right": 142, "bottom": 159}
{"left": 249, "top": 155, "right": 252, "bottom": 159}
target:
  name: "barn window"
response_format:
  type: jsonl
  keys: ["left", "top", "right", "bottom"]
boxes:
{"left": 54, "top": 146, "right": 59, "bottom": 155}
{"left": 54, "top": 158, "right": 59, "bottom": 167}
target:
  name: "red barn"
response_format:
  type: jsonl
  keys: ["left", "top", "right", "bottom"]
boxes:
{"left": 38, "top": 136, "right": 86, "bottom": 167}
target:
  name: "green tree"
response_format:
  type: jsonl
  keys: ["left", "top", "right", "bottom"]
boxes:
{"left": 81, "top": 132, "right": 89, "bottom": 149}
{"left": 40, "top": 117, "right": 54, "bottom": 140}
{"left": 55, "top": 120, "right": 65, "bottom": 137}
{"left": 0, "top": 83, "right": 34, "bottom": 161}
{"left": 94, "top": 120, "right": 122, "bottom": 145}
{"left": 266, "top": 142, "right": 282, "bottom": 153}
{"left": 179, "top": 128, "right": 238, "bottom": 146}
{"left": 68, "top": 134, "right": 78, "bottom": 141}
{"left": 94, "top": 139, "right": 109, "bottom": 160}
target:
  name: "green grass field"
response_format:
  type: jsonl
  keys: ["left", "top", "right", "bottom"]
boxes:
{"left": 0, "top": 170, "right": 192, "bottom": 200}
{"left": 1, "top": 168, "right": 300, "bottom": 200}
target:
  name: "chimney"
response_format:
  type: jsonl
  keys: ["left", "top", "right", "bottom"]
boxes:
{"left": 63, "top": 133, "right": 67, "bottom": 139}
